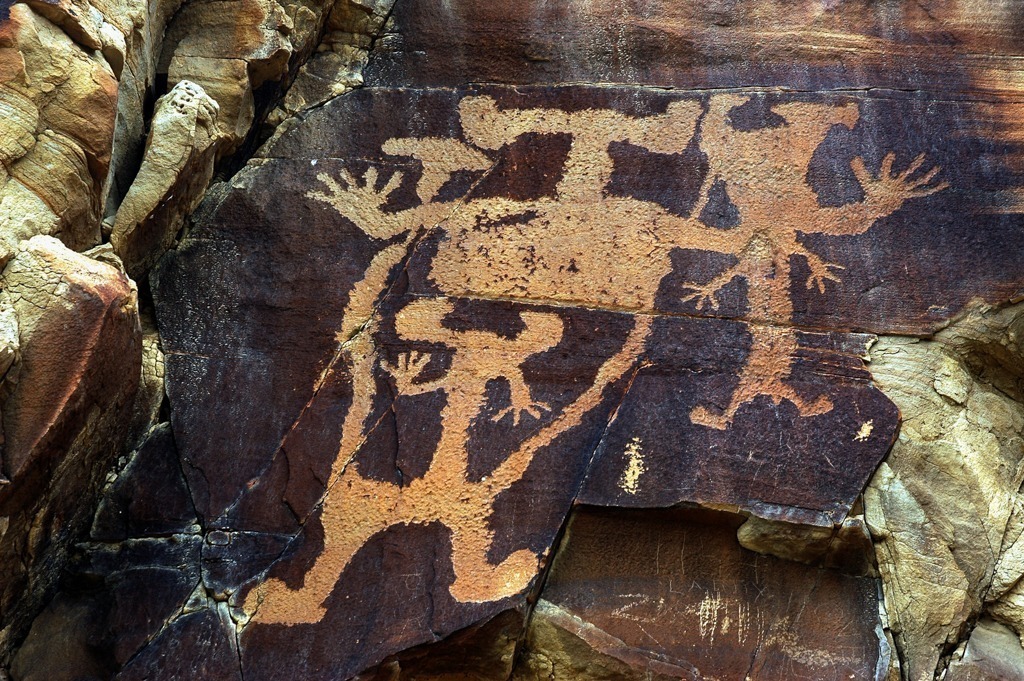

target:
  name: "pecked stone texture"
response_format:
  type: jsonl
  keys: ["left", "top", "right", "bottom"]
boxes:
{"left": 2, "top": 0, "right": 1024, "bottom": 678}
{"left": 148, "top": 1, "right": 1024, "bottom": 674}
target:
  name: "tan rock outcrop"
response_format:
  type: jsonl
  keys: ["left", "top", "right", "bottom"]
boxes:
{"left": 865, "top": 302, "right": 1024, "bottom": 681}
{"left": 158, "top": 0, "right": 295, "bottom": 150}
{"left": 0, "top": 3, "right": 117, "bottom": 254}
{"left": 946, "top": 619, "right": 1024, "bottom": 681}
{"left": 111, "top": 80, "right": 221, "bottom": 278}
{"left": 268, "top": 0, "right": 394, "bottom": 125}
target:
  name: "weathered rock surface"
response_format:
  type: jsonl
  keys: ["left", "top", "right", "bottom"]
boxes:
{"left": 3, "top": 0, "right": 1024, "bottom": 678}
{"left": 0, "top": 236, "right": 140, "bottom": 656}
{"left": 111, "top": 80, "right": 222, "bottom": 278}
{"left": 515, "top": 508, "right": 884, "bottom": 680}
{"left": 946, "top": 619, "right": 1024, "bottom": 681}
{"left": 0, "top": 0, "right": 391, "bottom": 659}
{"left": 157, "top": 0, "right": 369, "bottom": 153}
{"left": 146, "top": 1, "right": 1024, "bottom": 676}
{"left": 269, "top": 0, "right": 395, "bottom": 125}
{"left": 0, "top": 2, "right": 116, "bottom": 254}
{"left": 865, "top": 302, "right": 1024, "bottom": 681}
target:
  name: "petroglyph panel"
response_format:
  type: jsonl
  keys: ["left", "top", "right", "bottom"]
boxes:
{"left": 525, "top": 507, "right": 883, "bottom": 680}
{"left": 154, "top": 83, "right": 1024, "bottom": 679}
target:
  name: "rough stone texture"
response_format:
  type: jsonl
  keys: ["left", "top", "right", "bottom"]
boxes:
{"left": 945, "top": 619, "right": 1024, "bottom": 681}
{"left": 268, "top": 0, "right": 395, "bottom": 126}
{"left": 0, "top": 0, "right": 389, "bottom": 658}
{"left": 865, "top": 302, "right": 1024, "bottom": 681}
{"left": 111, "top": 80, "right": 222, "bottom": 279}
{"left": 0, "top": 0, "right": 389, "bottom": 666}
{"left": 0, "top": 235, "right": 140, "bottom": 657}
{"left": 514, "top": 508, "right": 884, "bottom": 680}
{"left": 3, "top": 0, "right": 1024, "bottom": 679}
{"left": 148, "top": 3, "right": 1024, "bottom": 676}
{"left": 0, "top": 2, "right": 117, "bottom": 255}
{"left": 736, "top": 512, "right": 876, "bottom": 576}
{"left": 156, "top": 0, "right": 361, "bottom": 154}
{"left": 11, "top": 421, "right": 201, "bottom": 678}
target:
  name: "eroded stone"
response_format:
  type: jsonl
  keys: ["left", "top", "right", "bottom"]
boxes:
{"left": 514, "top": 508, "right": 884, "bottom": 681}
{"left": 152, "top": 79, "right": 1024, "bottom": 678}
{"left": 0, "top": 236, "right": 140, "bottom": 657}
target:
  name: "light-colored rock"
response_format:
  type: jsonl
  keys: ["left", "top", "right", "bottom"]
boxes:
{"left": 96, "top": 0, "right": 186, "bottom": 216}
{"left": 0, "top": 0, "right": 187, "bottom": 240}
{"left": 946, "top": 619, "right": 1024, "bottom": 681}
{"left": 0, "top": 3, "right": 117, "bottom": 253}
{"left": 865, "top": 302, "right": 1024, "bottom": 681}
{"left": 737, "top": 513, "right": 875, "bottom": 575}
{"left": 111, "top": 80, "right": 221, "bottom": 278}
{"left": 268, "top": 0, "right": 395, "bottom": 125}
{"left": 159, "top": 0, "right": 292, "bottom": 149}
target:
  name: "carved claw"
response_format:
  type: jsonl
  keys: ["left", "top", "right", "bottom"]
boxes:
{"left": 802, "top": 252, "right": 845, "bottom": 293}
{"left": 491, "top": 401, "right": 550, "bottom": 426}
{"left": 307, "top": 167, "right": 406, "bottom": 240}
{"left": 689, "top": 404, "right": 732, "bottom": 430}
{"left": 680, "top": 285, "right": 720, "bottom": 312}
{"left": 850, "top": 151, "right": 949, "bottom": 213}
{"left": 386, "top": 351, "right": 436, "bottom": 394}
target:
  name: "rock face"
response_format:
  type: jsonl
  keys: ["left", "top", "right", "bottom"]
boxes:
{"left": 0, "top": 0, "right": 353, "bottom": 662}
{"left": 142, "top": 2, "right": 1024, "bottom": 680}
{"left": 515, "top": 508, "right": 883, "bottom": 680}
{"left": 110, "top": 80, "right": 222, "bottom": 279}
{"left": 0, "top": 236, "right": 140, "bottom": 655}
{"left": 3, "top": 0, "right": 1024, "bottom": 680}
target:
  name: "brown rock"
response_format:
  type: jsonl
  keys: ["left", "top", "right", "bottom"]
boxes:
{"left": 114, "top": 607, "right": 241, "bottom": 681}
{"left": 356, "top": 610, "right": 522, "bottom": 681}
{"left": 157, "top": 0, "right": 307, "bottom": 150}
{"left": 153, "top": 60, "right": 1024, "bottom": 680}
{"left": 515, "top": 507, "right": 884, "bottom": 680}
{"left": 11, "top": 534, "right": 204, "bottom": 678}
{"left": 0, "top": 0, "right": 1003, "bottom": 677}
{"left": 366, "top": 0, "right": 1024, "bottom": 97}
{"left": 0, "top": 235, "right": 140, "bottom": 657}
{"left": 736, "top": 513, "right": 876, "bottom": 575}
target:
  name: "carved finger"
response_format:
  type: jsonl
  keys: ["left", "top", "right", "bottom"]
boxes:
{"left": 850, "top": 157, "right": 872, "bottom": 185}
{"left": 315, "top": 173, "right": 344, "bottom": 196}
{"left": 307, "top": 190, "right": 330, "bottom": 205}
{"left": 338, "top": 168, "right": 358, "bottom": 188}
{"left": 911, "top": 180, "right": 949, "bottom": 197}
{"left": 363, "top": 166, "right": 379, "bottom": 189}
{"left": 880, "top": 151, "right": 896, "bottom": 178}
{"left": 382, "top": 170, "right": 403, "bottom": 197}
{"left": 913, "top": 165, "right": 941, "bottom": 187}
{"left": 901, "top": 152, "right": 927, "bottom": 179}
